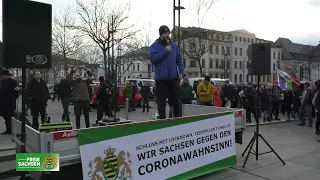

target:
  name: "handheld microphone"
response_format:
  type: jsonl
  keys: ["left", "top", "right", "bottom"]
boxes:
{"left": 166, "top": 38, "right": 171, "bottom": 45}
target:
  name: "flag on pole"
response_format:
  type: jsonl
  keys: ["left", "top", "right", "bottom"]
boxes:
{"left": 276, "top": 67, "right": 300, "bottom": 90}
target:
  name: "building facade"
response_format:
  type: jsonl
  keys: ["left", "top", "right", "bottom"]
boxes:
{"left": 275, "top": 38, "right": 320, "bottom": 82}
{"left": 181, "top": 28, "right": 282, "bottom": 85}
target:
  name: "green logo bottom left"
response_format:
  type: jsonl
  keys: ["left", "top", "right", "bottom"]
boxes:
{"left": 16, "top": 153, "right": 60, "bottom": 171}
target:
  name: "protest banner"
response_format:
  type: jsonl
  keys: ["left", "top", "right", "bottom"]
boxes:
{"left": 78, "top": 112, "right": 237, "bottom": 180}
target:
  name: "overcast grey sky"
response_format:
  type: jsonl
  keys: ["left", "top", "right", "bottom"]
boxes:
{"left": 1, "top": 0, "right": 319, "bottom": 45}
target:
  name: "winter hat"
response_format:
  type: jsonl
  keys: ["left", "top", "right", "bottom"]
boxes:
{"left": 159, "top": 25, "right": 170, "bottom": 36}
{"left": 204, "top": 76, "right": 211, "bottom": 81}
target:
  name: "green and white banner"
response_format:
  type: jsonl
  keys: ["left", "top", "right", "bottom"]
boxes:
{"left": 16, "top": 153, "right": 59, "bottom": 171}
{"left": 78, "top": 112, "right": 237, "bottom": 180}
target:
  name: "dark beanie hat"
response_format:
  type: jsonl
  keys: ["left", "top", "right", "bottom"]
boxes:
{"left": 99, "top": 76, "right": 104, "bottom": 82}
{"left": 159, "top": 25, "right": 170, "bottom": 36}
{"left": 204, "top": 76, "right": 211, "bottom": 81}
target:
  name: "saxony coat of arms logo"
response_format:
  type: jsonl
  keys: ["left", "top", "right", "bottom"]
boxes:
{"left": 88, "top": 146, "right": 132, "bottom": 180}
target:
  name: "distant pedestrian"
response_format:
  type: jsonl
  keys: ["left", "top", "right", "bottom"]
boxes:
{"left": 149, "top": 25, "right": 184, "bottom": 119}
{"left": 140, "top": 82, "right": 152, "bottom": 113}
{"left": 52, "top": 82, "right": 60, "bottom": 102}
{"left": 58, "top": 77, "right": 73, "bottom": 122}
{"left": 180, "top": 78, "right": 193, "bottom": 104}
{"left": 72, "top": 75, "right": 90, "bottom": 129}
{"left": 197, "top": 76, "right": 213, "bottom": 106}
{"left": 0, "top": 70, "right": 19, "bottom": 135}
{"left": 298, "top": 82, "right": 314, "bottom": 127}
{"left": 123, "top": 81, "right": 133, "bottom": 112}
{"left": 27, "top": 71, "right": 49, "bottom": 130}
{"left": 213, "top": 84, "right": 222, "bottom": 107}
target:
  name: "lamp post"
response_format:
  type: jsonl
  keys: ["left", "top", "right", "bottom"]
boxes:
{"left": 173, "top": 0, "right": 185, "bottom": 46}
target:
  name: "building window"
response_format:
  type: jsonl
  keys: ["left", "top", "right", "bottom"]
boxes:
{"left": 215, "top": 46, "right": 219, "bottom": 54}
{"left": 247, "top": 38, "right": 250, "bottom": 43}
{"left": 278, "top": 52, "right": 281, "bottom": 60}
{"left": 137, "top": 64, "right": 140, "bottom": 71}
{"left": 221, "top": 74, "right": 224, "bottom": 79}
{"left": 251, "top": 39, "right": 254, "bottom": 43}
{"left": 267, "top": 75, "right": 270, "bottom": 82}
{"left": 234, "top": 47, "right": 237, "bottom": 55}
{"left": 209, "top": 58, "right": 213, "bottom": 68}
{"left": 133, "top": 64, "right": 136, "bottom": 71}
{"left": 273, "top": 52, "right": 276, "bottom": 59}
{"left": 234, "top": 61, "right": 238, "bottom": 69}
{"left": 246, "top": 74, "right": 249, "bottom": 82}
{"left": 209, "top": 44, "right": 213, "bottom": 54}
{"left": 202, "top": 59, "right": 205, "bottom": 68}
{"left": 215, "top": 59, "right": 219, "bottom": 68}
{"left": 240, "top": 61, "right": 243, "bottom": 69}
{"left": 273, "top": 74, "right": 276, "bottom": 81}
{"left": 221, "top": 60, "right": 225, "bottom": 69}
{"left": 240, "top": 48, "right": 243, "bottom": 56}
{"left": 226, "top": 47, "right": 230, "bottom": 55}
{"left": 244, "top": 38, "right": 246, "bottom": 43}
{"left": 234, "top": 74, "right": 238, "bottom": 83}
{"left": 273, "top": 63, "right": 276, "bottom": 70}
{"left": 221, "top": 46, "right": 225, "bottom": 55}
{"left": 226, "top": 60, "right": 230, "bottom": 69}
{"left": 239, "top": 74, "right": 242, "bottom": 82}
{"left": 190, "top": 60, "right": 196, "bottom": 67}
{"left": 215, "top": 74, "right": 218, "bottom": 78}
{"left": 235, "top": 36, "right": 238, "bottom": 41}
{"left": 226, "top": 73, "right": 229, "bottom": 78}
{"left": 201, "top": 44, "right": 205, "bottom": 54}
{"left": 239, "top": 37, "right": 242, "bottom": 42}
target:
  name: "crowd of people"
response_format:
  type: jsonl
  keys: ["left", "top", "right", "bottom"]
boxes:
{"left": 178, "top": 76, "right": 320, "bottom": 142}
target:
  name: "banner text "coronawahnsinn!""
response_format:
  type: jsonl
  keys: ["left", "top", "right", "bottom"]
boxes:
{"left": 135, "top": 123, "right": 233, "bottom": 175}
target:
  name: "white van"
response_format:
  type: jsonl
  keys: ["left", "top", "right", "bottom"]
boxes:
{"left": 127, "top": 78, "right": 155, "bottom": 88}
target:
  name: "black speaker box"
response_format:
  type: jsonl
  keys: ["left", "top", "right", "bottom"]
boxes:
{"left": 2, "top": 0, "right": 52, "bottom": 69}
{"left": 247, "top": 43, "right": 271, "bottom": 75}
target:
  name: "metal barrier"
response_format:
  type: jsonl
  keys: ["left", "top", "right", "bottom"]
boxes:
{"left": 125, "top": 98, "right": 129, "bottom": 119}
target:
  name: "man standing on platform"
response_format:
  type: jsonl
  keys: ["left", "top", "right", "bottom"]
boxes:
{"left": 149, "top": 25, "right": 184, "bottom": 119}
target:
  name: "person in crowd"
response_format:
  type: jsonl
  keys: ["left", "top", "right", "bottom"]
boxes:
{"left": 140, "top": 82, "right": 152, "bottom": 113}
{"left": 27, "top": 71, "right": 49, "bottom": 130}
{"left": 271, "top": 80, "right": 283, "bottom": 120}
{"left": 57, "top": 77, "right": 73, "bottom": 122}
{"left": 124, "top": 81, "right": 133, "bottom": 112}
{"left": 312, "top": 84, "right": 317, "bottom": 119}
{"left": 72, "top": 75, "right": 90, "bottom": 129}
{"left": 197, "top": 76, "right": 213, "bottom": 106}
{"left": 283, "top": 87, "right": 294, "bottom": 121}
{"left": 261, "top": 83, "right": 273, "bottom": 122}
{"left": 131, "top": 82, "right": 137, "bottom": 111}
{"left": 86, "top": 71, "right": 94, "bottom": 112}
{"left": 194, "top": 79, "right": 202, "bottom": 105}
{"left": 149, "top": 25, "right": 184, "bottom": 119}
{"left": 243, "top": 82, "right": 256, "bottom": 123}
{"left": 52, "top": 82, "right": 60, "bottom": 102}
{"left": 179, "top": 78, "right": 194, "bottom": 105}
{"left": 111, "top": 84, "right": 120, "bottom": 112}
{"left": 292, "top": 85, "right": 302, "bottom": 120}
{"left": 313, "top": 80, "right": 320, "bottom": 135}
{"left": 213, "top": 83, "right": 222, "bottom": 107}
{"left": 298, "top": 82, "right": 315, "bottom": 127}
{"left": 0, "top": 70, "right": 19, "bottom": 135}
{"left": 97, "top": 76, "right": 113, "bottom": 123}
{"left": 221, "top": 79, "right": 237, "bottom": 108}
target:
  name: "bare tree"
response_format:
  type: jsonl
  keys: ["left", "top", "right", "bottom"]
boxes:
{"left": 52, "top": 4, "right": 83, "bottom": 76}
{"left": 74, "top": 0, "right": 138, "bottom": 81}
{"left": 125, "top": 21, "right": 153, "bottom": 78}
{"left": 181, "top": 0, "right": 219, "bottom": 76}
{"left": 82, "top": 45, "right": 103, "bottom": 73}
{"left": 49, "top": 55, "right": 64, "bottom": 83}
